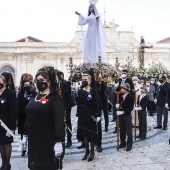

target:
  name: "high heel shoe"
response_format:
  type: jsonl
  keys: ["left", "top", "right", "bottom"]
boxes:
{"left": 88, "top": 152, "right": 95, "bottom": 162}
{"left": 21, "top": 149, "right": 26, "bottom": 156}
{"left": 0, "top": 166, "right": 4, "bottom": 170}
{"left": 82, "top": 151, "right": 89, "bottom": 161}
{"left": 3, "top": 164, "right": 11, "bottom": 170}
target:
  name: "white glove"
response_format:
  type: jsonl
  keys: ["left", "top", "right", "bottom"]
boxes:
{"left": 157, "top": 82, "right": 161, "bottom": 86}
{"left": 97, "top": 117, "right": 101, "bottom": 123}
{"left": 154, "top": 99, "right": 157, "bottom": 104}
{"left": 54, "top": 143, "right": 63, "bottom": 156}
{"left": 75, "top": 117, "right": 78, "bottom": 122}
{"left": 165, "top": 103, "right": 169, "bottom": 109}
{"left": 18, "top": 136, "right": 28, "bottom": 151}
{"left": 116, "top": 104, "right": 120, "bottom": 108}
{"left": 6, "top": 130, "right": 14, "bottom": 137}
{"left": 134, "top": 106, "right": 142, "bottom": 111}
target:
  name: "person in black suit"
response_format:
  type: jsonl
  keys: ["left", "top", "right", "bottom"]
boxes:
{"left": 116, "top": 83, "right": 134, "bottom": 151}
{"left": 113, "top": 70, "right": 134, "bottom": 133}
{"left": 57, "top": 72, "right": 75, "bottom": 148}
{"left": 136, "top": 86, "right": 149, "bottom": 140}
{"left": 150, "top": 78, "right": 158, "bottom": 113}
{"left": 154, "top": 75, "right": 169, "bottom": 130}
{"left": 100, "top": 81, "right": 109, "bottom": 132}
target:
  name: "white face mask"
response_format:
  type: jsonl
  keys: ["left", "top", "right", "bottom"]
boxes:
{"left": 141, "top": 83, "right": 144, "bottom": 85}
{"left": 133, "top": 81, "right": 138, "bottom": 85}
{"left": 151, "top": 81, "right": 154, "bottom": 84}
{"left": 146, "top": 83, "right": 150, "bottom": 86}
{"left": 121, "top": 74, "right": 126, "bottom": 79}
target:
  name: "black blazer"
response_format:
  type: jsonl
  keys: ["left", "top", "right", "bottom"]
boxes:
{"left": 120, "top": 93, "right": 134, "bottom": 115}
{"left": 60, "top": 80, "right": 75, "bottom": 108}
{"left": 156, "top": 82, "right": 169, "bottom": 107}
{"left": 137, "top": 95, "right": 149, "bottom": 110}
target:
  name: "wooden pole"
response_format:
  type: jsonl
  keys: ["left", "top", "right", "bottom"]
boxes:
{"left": 114, "top": 90, "right": 122, "bottom": 151}
{"left": 132, "top": 89, "right": 139, "bottom": 140}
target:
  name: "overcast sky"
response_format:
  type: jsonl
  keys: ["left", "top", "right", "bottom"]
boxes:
{"left": 0, "top": 0, "right": 169, "bottom": 43}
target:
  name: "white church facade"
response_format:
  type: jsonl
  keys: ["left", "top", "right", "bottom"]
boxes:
{"left": 0, "top": 20, "right": 170, "bottom": 85}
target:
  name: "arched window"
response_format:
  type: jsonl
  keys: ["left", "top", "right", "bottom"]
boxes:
{"left": 0, "top": 65, "right": 15, "bottom": 82}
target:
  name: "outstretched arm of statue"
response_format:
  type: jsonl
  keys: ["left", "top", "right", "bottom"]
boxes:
{"left": 75, "top": 11, "right": 80, "bottom": 15}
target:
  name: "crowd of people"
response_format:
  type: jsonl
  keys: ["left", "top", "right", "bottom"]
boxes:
{"left": 0, "top": 66, "right": 170, "bottom": 170}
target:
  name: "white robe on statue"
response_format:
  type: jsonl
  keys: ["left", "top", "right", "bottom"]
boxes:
{"left": 78, "top": 6, "right": 108, "bottom": 63}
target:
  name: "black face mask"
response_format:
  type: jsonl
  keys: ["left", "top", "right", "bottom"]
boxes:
{"left": 0, "top": 83, "right": 4, "bottom": 89}
{"left": 82, "top": 81, "right": 88, "bottom": 87}
{"left": 159, "top": 80, "right": 163, "bottom": 84}
{"left": 23, "top": 86, "right": 31, "bottom": 92}
{"left": 36, "top": 80, "right": 48, "bottom": 91}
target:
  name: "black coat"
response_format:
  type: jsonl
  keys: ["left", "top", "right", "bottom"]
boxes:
{"left": 137, "top": 95, "right": 149, "bottom": 110}
{"left": 59, "top": 80, "right": 75, "bottom": 109}
{"left": 120, "top": 93, "right": 134, "bottom": 115}
{"left": 156, "top": 82, "right": 169, "bottom": 107}
{"left": 77, "top": 88, "right": 100, "bottom": 142}
{"left": 25, "top": 93, "right": 65, "bottom": 170}
{"left": 0, "top": 89, "right": 17, "bottom": 144}
{"left": 17, "top": 91, "right": 35, "bottom": 134}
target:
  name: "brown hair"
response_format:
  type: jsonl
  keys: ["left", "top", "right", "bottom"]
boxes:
{"left": 35, "top": 71, "right": 50, "bottom": 80}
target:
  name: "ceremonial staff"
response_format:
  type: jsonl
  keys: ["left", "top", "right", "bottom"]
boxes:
{"left": 114, "top": 90, "right": 121, "bottom": 151}
{"left": 132, "top": 89, "right": 139, "bottom": 140}
{"left": 0, "top": 119, "right": 20, "bottom": 143}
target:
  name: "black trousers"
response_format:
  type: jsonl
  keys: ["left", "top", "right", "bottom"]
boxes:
{"left": 101, "top": 100, "right": 109, "bottom": 128}
{"left": 66, "top": 107, "right": 72, "bottom": 142}
{"left": 97, "top": 119, "right": 102, "bottom": 146}
{"left": 120, "top": 115, "right": 133, "bottom": 148}
{"left": 147, "top": 100, "right": 153, "bottom": 115}
{"left": 138, "top": 110, "right": 147, "bottom": 138}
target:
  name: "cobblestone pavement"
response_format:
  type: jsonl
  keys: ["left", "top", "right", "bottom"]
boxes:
{"left": 1, "top": 107, "right": 170, "bottom": 169}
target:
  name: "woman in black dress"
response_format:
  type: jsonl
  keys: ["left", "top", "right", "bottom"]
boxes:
{"left": 17, "top": 73, "right": 36, "bottom": 156}
{"left": 77, "top": 73, "right": 101, "bottom": 162}
{"left": 0, "top": 75, "right": 17, "bottom": 170}
{"left": 25, "top": 67, "right": 65, "bottom": 170}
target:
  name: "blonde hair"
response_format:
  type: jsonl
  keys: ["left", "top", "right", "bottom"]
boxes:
{"left": 82, "top": 74, "right": 91, "bottom": 82}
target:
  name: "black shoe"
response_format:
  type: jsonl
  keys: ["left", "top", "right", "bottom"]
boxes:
{"left": 105, "top": 127, "right": 108, "bottom": 132}
{"left": 0, "top": 166, "right": 4, "bottom": 170}
{"left": 77, "top": 142, "right": 85, "bottom": 149}
{"left": 113, "top": 128, "right": 117, "bottom": 134}
{"left": 119, "top": 143, "right": 126, "bottom": 148}
{"left": 111, "top": 118, "right": 116, "bottom": 122}
{"left": 82, "top": 151, "right": 89, "bottom": 161}
{"left": 132, "top": 125, "right": 139, "bottom": 128}
{"left": 154, "top": 125, "right": 162, "bottom": 129}
{"left": 163, "top": 126, "right": 168, "bottom": 130}
{"left": 65, "top": 141, "right": 72, "bottom": 148}
{"left": 140, "top": 136, "right": 146, "bottom": 140}
{"left": 126, "top": 147, "right": 132, "bottom": 152}
{"left": 21, "top": 149, "right": 26, "bottom": 157}
{"left": 136, "top": 135, "right": 141, "bottom": 138}
{"left": 96, "top": 145, "right": 102, "bottom": 152}
{"left": 169, "top": 139, "right": 170, "bottom": 145}
{"left": 88, "top": 152, "right": 95, "bottom": 162}
{"left": 3, "top": 164, "right": 11, "bottom": 170}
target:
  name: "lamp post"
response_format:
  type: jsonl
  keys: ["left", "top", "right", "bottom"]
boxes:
{"left": 98, "top": 51, "right": 102, "bottom": 78}
{"left": 69, "top": 52, "right": 73, "bottom": 80}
